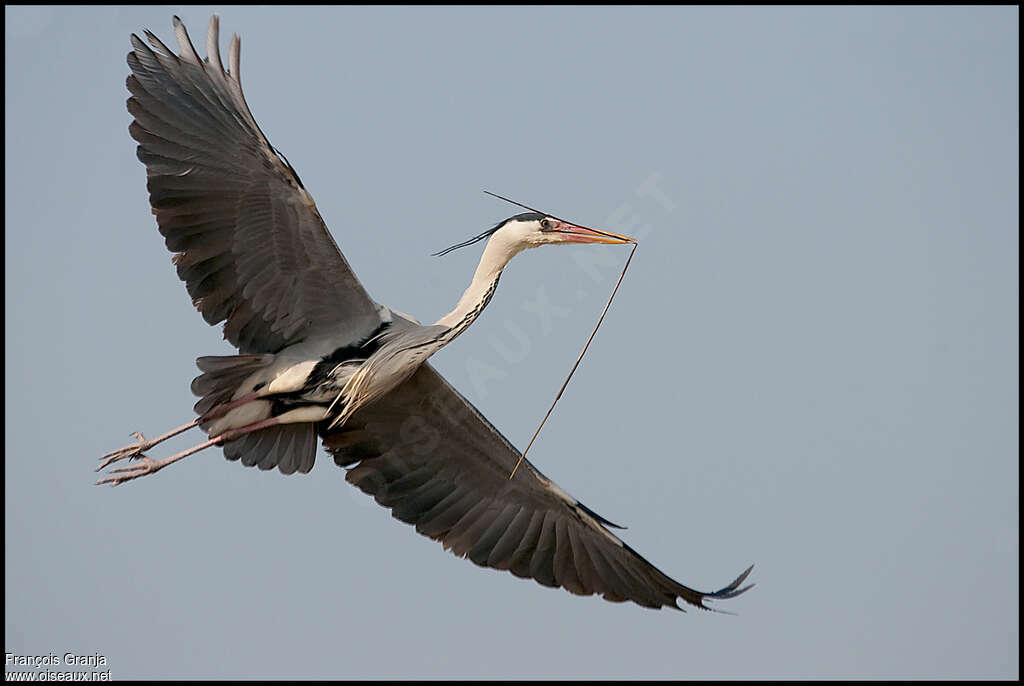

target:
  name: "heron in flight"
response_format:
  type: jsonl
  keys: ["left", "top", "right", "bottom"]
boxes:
{"left": 100, "top": 15, "right": 754, "bottom": 612}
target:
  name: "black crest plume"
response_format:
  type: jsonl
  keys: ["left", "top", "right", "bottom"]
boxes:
{"left": 432, "top": 191, "right": 551, "bottom": 257}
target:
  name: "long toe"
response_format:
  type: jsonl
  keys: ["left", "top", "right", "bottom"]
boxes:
{"left": 96, "top": 456, "right": 163, "bottom": 486}
{"left": 97, "top": 432, "right": 151, "bottom": 471}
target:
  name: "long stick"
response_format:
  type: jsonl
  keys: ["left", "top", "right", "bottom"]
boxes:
{"left": 509, "top": 242, "right": 638, "bottom": 479}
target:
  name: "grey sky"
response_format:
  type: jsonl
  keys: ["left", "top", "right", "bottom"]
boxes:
{"left": 5, "top": 5, "right": 1018, "bottom": 679}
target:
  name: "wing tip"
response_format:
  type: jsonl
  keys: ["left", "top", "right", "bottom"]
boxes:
{"left": 690, "top": 563, "right": 755, "bottom": 614}
{"left": 709, "top": 563, "right": 755, "bottom": 597}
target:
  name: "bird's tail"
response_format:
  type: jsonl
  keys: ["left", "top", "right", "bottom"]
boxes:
{"left": 191, "top": 354, "right": 317, "bottom": 475}
{"left": 191, "top": 354, "right": 275, "bottom": 417}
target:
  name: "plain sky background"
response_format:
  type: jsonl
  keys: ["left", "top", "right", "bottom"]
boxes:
{"left": 5, "top": 5, "right": 1018, "bottom": 680}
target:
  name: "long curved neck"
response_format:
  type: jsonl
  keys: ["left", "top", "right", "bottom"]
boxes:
{"left": 434, "top": 234, "right": 524, "bottom": 338}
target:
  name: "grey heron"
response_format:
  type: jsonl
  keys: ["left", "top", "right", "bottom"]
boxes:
{"left": 100, "top": 14, "right": 754, "bottom": 612}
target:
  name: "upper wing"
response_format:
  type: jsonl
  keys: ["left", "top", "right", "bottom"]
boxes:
{"left": 321, "top": 364, "right": 754, "bottom": 611}
{"left": 126, "top": 15, "right": 383, "bottom": 353}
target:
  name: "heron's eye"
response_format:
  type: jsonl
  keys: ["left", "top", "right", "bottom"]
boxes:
{"left": 540, "top": 219, "right": 552, "bottom": 231}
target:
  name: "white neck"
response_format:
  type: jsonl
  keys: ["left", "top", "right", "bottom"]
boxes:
{"left": 434, "top": 232, "right": 526, "bottom": 333}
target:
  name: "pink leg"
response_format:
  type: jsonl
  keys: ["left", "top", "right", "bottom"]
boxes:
{"left": 200, "top": 392, "right": 262, "bottom": 421}
{"left": 97, "top": 415, "right": 281, "bottom": 486}
{"left": 97, "top": 392, "right": 262, "bottom": 470}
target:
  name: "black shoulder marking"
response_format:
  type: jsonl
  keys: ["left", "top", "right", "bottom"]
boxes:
{"left": 307, "top": 322, "right": 391, "bottom": 387}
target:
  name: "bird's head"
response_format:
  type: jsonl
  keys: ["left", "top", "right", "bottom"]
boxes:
{"left": 500, "top": 212, "right": 634, "bottom": 249}
{"left": 434, "top": 212, "right": 633, "bottom": 258}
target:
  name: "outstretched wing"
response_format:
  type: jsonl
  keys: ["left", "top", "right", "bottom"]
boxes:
{"left": 126, "top": 15, "right": 383, "bottom": 353}
{"left": 322, "top": 364, "right": 754, "bottom": 611}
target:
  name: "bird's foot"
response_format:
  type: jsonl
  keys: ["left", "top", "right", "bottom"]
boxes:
{"left": 96, "top": 455, "right": 166, "bottom": 487}
{"left": 97, "top": 431, "right": 153, "bottom": 471}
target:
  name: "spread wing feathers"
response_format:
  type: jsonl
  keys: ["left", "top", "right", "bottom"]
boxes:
{"left": 321, "top": 364, "right": 754, "bottom": 611}
{"left": 126, "top": 15, "right": 383, "bottom": 353}
{"left": 223, "top": 424, "right": 317, "bottom": 475}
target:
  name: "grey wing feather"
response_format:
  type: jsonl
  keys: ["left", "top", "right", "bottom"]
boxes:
{"left": 321, "top": 364, "right": 754, "bottom": 611}
{"left": 126, "top": 15, "right": 383, "bottom": 353}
